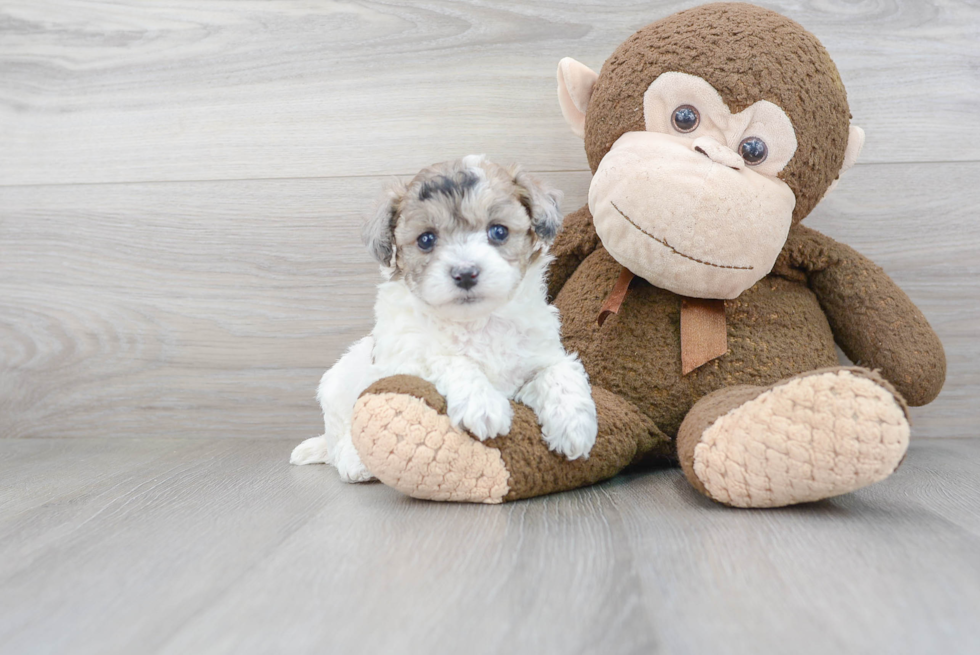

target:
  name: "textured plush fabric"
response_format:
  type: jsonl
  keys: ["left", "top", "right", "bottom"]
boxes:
{"left": 678, "top": 368, "right": 910, "bottom": 507}
{"left": 557, "top": 57, "right": 598, "bottom": 139}
{"left": 774, "top": 225, "right": 947, "bottom": 406}
{"left": 352, "top": 377, "right": 669, "bottom": 502}
{"left": 588, "top": 131, "right": 797, "bottom": 298}
{"left": 352, "top": 391, "right": 511, "bottom": 503}
{"left": 679, "top": 298, "right": 727, "bottom": 373}
{"left": 584, "top": 2, "right": 850, "bottom": 225}
{"left": 676, "top": 385, "right": 764, "bottom": 499}
{"left": 641, "top": 72, "right": 800, "bottom": 174}
{"left": 362, "top": 375, "right": 448, "bottom": 414}
{"left": 348, "top": 3, "right": 945, "bottom": 507}
{"left": 555, "top": 241, "right": 841, "bottom": 440}
{"left": 546, "top": 204, "right": 600, "bottom": 302}
{"left": 495, "top": 386, "right": 669, "bottom": 501}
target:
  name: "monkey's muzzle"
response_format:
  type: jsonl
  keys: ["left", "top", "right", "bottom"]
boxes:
{"left": 588, "top": 131, "right": 796, "bottom": 300}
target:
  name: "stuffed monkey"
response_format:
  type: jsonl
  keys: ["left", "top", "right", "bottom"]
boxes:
{"left": 347, "top": 3, "right": 945, "bottom": 507}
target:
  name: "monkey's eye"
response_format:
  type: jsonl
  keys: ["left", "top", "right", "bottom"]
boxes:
{"left": 671, "top": 105, "right": 700, "bottom": 133}
{"left": 487, "top": 224, "right": 509, "bottom": 244}
{"left": 739, "top": 137, "right": 768, "bottom": 165}
{"left": 417, "top": 232, "right": 437, "bottom": 252}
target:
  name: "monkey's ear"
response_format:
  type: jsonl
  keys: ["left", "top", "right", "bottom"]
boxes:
{"left": 557, "top": 57, "right": 598, "bottom": 139}
{"left": 513, "top": 168, "right": 564, "bottom": 246}
{"left": 841, "top": 125, "right": 865, "bottom": 174}
{"left": 826, "top": 125, "right": 865, "bottom": 196}
{"left": 362, "top": 180, "right": 407, "bottom": 267}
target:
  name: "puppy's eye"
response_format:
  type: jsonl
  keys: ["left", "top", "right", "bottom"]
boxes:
{"left": 739, "top": 137, "right": 768, "bottom": 165}
{"left": 416, "top": 232, "right": 437, "bottom": 252}
{"left": 487, "top": 224, "right": 509, "bottom": 244}
{"left": 671, "top": 105, "right": 700, "bottom": 133}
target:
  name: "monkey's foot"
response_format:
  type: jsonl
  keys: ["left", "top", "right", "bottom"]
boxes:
{"left": 350, "top": 376, "right": 510, "bottom": 503}
{"left": 678, "top": 367, "right": 910, "bottom": 508}
{"left": 350, "top": 376, "right": 651, "bottom": 503}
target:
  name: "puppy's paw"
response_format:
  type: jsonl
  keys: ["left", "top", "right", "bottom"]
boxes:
{"left": 334, "top": 439, "right": 377, "bottom": 483}
{"left": 541, "top": 404, "right": 598, "bottom": 461}
{"left": 448, "top": 391, "right": 513, "bottom": 441}
{"left": 290, "top": 436, "right": 331, "bottom": 465}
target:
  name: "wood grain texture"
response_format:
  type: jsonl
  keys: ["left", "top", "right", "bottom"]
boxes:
{"left": 2, "top": 163, "right": 974, "bottom": 440}
{"left": 0, "top": 171, "right": 584, "bottom": 441}
{"left": 1, "top": 437, "right": 978, "bottom": 655}
{"left": 0, "top": 176, "right": 379, "bottom": 441}
{"left": 1, "top": 0, "right": 979, "bottom": 185}
{"left": 2, "top": 4, "right": 977, "bottom": 654}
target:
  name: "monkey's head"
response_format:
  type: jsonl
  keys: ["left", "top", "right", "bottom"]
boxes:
{"left": 557, "top": 3, "right": 864, "bottom": 299}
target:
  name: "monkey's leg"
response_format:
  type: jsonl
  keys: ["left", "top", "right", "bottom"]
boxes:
{"left": 350, "top": 375, "right": 669, "bottom": 503}
{"left": 677, "top": 367, "right": 910, "bottom": 508}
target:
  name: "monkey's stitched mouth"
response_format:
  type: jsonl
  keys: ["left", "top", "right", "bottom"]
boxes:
{"left": 609, "top": 201, "right": 754, "bottom": 271}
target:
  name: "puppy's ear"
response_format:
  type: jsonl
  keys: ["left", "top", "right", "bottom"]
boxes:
{"left": 512, "top": 169, "right": 564, "bottom": 246}
{"left": 362, "top": 180, "right": 407, "bottom": 267}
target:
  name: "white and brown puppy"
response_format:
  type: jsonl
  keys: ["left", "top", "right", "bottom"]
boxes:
{"left": 290, "top": 155, "right": 598, "bottom": 482}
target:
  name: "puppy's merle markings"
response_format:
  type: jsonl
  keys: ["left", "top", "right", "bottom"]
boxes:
{"left": 362, "top": 185, "right": 402, "bottom": 268}
{"left": 291, "top": 156, "right": 599, "bottom": 482}
{"left": 418, "top": 170, "right": 479, "bottom": 202}
{"left": 527, "top": 199, "right": 560, "bottom": 241}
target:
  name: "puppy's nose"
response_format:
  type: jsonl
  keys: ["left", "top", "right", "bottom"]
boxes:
{"left": 451, "top": 265, "right": 480, "bottom": 290}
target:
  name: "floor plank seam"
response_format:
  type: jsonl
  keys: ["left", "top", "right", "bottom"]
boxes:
{"left": 3, "top": 160, "right": 977, "bottom": 190}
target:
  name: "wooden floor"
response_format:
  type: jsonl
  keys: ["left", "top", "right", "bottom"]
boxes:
{"left": 3, "top": 1, "right": 980, "bottom": 654}
{"left": 1, "top": 437, "right": 979, "bottom": 655}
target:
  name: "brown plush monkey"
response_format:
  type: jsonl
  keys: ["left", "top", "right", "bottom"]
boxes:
{"left": 348, "top": 3, "right": 946, "bottom": 507}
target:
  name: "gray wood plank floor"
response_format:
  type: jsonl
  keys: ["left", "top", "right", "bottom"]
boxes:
{"left": 3, "top": 2, "right": 979, "bottom": 654}
{"left": 1, "top": 437, "right": 979, "bottom": 655}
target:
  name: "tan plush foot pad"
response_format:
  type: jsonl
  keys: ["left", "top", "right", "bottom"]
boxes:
{"left": 693, "top": 369, "right": 910, "bottom": 508}
{"left": 351, "top": 392, "right": 511, "bottom": 504}
{"left": 351, "top": 377, "right": 649, "bottom": 503}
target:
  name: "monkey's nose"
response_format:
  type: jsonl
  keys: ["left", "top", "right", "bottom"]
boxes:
{"left": 692, "top": 136, "right": 743, "bottom": 170}
{"left": 451, "top": 265, "right": 480, "bottom": 290}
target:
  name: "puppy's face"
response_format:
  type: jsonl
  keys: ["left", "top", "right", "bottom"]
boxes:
{"left": 363, "top": 156, "right": 563, "bottom": 319}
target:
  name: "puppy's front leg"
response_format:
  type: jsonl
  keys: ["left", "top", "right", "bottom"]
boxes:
{"left": 516, "top": 354, "right": 598, "bottom": 460}
{"left": 431, "top": 357, "right": 512, "bottom": 441}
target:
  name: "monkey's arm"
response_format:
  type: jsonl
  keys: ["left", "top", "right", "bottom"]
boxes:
{"left": 547, "top": 204, "right": 601, "bottom": 301}
{"left": 775, "top": 224, "right": 945, "bottom": 406}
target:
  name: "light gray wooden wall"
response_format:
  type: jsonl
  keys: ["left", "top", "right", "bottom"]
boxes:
{"left": 2, "top": 0, "right": 978, "bottom": 441}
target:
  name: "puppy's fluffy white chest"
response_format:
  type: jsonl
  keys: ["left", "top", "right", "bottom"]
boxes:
{"left": 371, "top": 259, "right": 562, "bottom": 397}
{"left": 291, "top": 156, "right": 597, "bottom": 479}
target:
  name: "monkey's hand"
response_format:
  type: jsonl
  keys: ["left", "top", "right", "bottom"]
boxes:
{"left": 779, "top": 224, "right": 946, "bottom": 406}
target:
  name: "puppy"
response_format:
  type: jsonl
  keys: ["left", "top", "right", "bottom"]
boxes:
{"left": 290, "top": 155, "right": 598, "bottom": 482}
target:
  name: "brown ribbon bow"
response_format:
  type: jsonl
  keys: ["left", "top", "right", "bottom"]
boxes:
{"left": 597, "top": 266, "right": 728, "bottom": 374}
